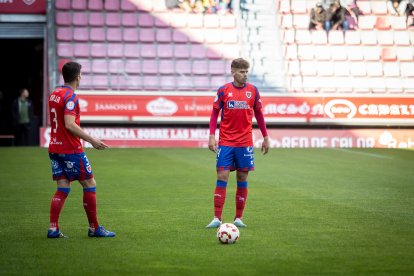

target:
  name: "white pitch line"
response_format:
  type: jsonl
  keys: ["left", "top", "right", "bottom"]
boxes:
{"left": 331, "top": 148, "right": 393, "bottom": 159}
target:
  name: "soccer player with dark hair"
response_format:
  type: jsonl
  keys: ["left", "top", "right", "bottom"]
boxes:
{"left": 47, "top": 61, "right": 115, "bottom": 238}
{"left": 206, "top": 58, "right": 269, "bottom": 228}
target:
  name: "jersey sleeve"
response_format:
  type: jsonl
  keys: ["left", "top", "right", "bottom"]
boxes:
{"left": 63, "top": 93, "right": 78, "bottom": 117}
{"left": 212, "top": 87, "right": 225, "bottom": 110}
{"left": 253, "top": 86, "right": 263, "bottom": 111}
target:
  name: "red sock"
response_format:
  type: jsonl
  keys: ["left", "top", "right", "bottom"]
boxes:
{"left": 83, "top": 188, "right": 99, "bottom": 229}
{"left": 235, "top": 187, "right": 248, "bottom": 219}
{"left": 49, "top": 190, "right": 68, "bottom": 229}
{"left": 214, "top": 187, "right": 227, "bottom": 221}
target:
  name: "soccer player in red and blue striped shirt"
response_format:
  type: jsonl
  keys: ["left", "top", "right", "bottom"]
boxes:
{"left": 47, "top": 62, "right": 115, "bottom": 238}
{"left": 206, "top": 58, "right": 269, "bottom": 228}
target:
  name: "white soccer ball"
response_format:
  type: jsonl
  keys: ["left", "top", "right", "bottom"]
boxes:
{"left": 217, "top": 223, "right": 240, "bottom": 244}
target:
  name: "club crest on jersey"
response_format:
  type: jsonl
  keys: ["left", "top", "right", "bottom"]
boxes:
{"left": 66, "top": 101, "right": 75, "bottom": 110}
{"left": 228, "top": 92, "right": 233, "bottom": 97}
{"left": 246, "top": 91, "right": 252, "bottom": 99}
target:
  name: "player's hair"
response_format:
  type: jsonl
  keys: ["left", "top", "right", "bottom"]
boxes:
{"left": 62, "top": 62, "right": 82, "bottom": 83}
{"left": 231, "top": 58, "right": 250, "bottom": 70}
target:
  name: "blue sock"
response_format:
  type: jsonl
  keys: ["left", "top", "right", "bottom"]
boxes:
{"left": 216, "top": 180, "right": 227, "bottom": 187}
{"left": 57, "top": 187, "right": 70, "bottom": 194}
{"left": 237, "top": 181, "right": 248, "bottom": 188}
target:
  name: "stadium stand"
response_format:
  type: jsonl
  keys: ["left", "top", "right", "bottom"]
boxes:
{"left": 279, "top": 0, "right": 414, "bottom": 93}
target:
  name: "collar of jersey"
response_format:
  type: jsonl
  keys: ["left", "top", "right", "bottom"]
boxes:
{"left": 231, "top": 82, "right": 246, "bottom": 90}
{"left": 60, "top": 85, "right": 74, "bottom": 91}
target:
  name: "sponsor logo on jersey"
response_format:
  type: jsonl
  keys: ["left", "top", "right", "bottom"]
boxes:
{"left": 65, "top": 161, "right": 74, "bottom": 169}
{"left": 227, "top": 101, "right": 250, "bottom": 109}
{"left": 246, "top": 91, "right": 252, "bottom": 99}
{"left": 66, "top": 101, "right": 75, "bottom": 110}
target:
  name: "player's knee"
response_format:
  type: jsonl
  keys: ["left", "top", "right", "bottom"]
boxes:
{"left": 236, "top": 173, "right": 248, "bottom": 182}
{"left": 80, "top": 178, "right": 96, "bottom": 188}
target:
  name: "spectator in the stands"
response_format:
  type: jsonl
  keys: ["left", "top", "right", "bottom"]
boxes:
{"left": 325, "top": 0, "right": 349, "bottom": 31}
{"left": 406, "top": 0, "right": 414, "bottom": 26}
{"left": 340, "top": 0, "right": 360, "bottom": 29}
{"left": 387, "top": 0, "right": 408, "bottom": 16}
{"left": 309, "top": 2, "right": 327, "bottom": 30}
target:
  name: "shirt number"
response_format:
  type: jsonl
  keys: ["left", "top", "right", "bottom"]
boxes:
{"left": 51, "top": 108, "right": 58, "bottom": 133}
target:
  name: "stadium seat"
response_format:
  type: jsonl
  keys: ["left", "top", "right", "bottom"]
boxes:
{"left": 356, "top": 1, "right": 371, "bottom": 15}
{"left": 396, "top": 47, "right": 414, "bottom": 61}
{"left": 220, "top": 15, "right": 236, "bottom": 28}
{"left": 281, "top": 14, "right": 293, "bottom": 29}
{"left": 157, "top": 44, "right": 173, "bottom": 58}
{"left": 191, "top": 44, "right": 207, "bottom": 59}
{"left": 90, "top": 28, "right": 105, "bottom": 42}
{"left": 311, "top": 30, "right": 328, "bottom": 44}
{"left": 290, "top": 0, "right": 307, "bottom": 14}
{"left": 314, "top": 45, "right": 331, "bottom": 60}
{"left": 363, "top": 46, "right": 381, "bottom": 60}
{"left": 360, "top": 30, "right": 377, "bottom": 45}
{"left": 209, "top": 60, "right": 226, "bottom": 75}
{"left": 56, "top": 0, "right": 70, "bottom": 10}
{"left": 410, "top": 31, "right": 414, "bottom": 44}
{"left": 385, "top": 77, "right": 403, "bottom": 92}
{"left": 123, "top": 28, "right": 139, "bottom": 42}
{"left": 187, "top": 28, "right": 205, "bottom": 43}
{"left": 347, "top": 46, "right": 364, "bottom": 61}
{"left": 122, "top": 13, "right": 138, "bottom": 26}
{"left": 295, "top": 30, "right": 311, "bottom": 44}
{"left": 56, "top": 12, "right": 71, "bottom": 26}
{"left": 205, "top": 29, "right": 221, "bottom": 44}
{"left": 285, "top": 45, "right": 298, "bottom": 60}
{"left": 287, "top": 61, "right": 300, "bottom": 75}
{"left": 283, "top": 29, "right": 295, "bottom": 44}
{"left": 358, "top": 16, "right": 376, "bottom": 30}
{"left": 124, "top": 44, "right": 140, "bottom": 58}
{"left": 140, "top": 44, "right": 157, "bottom": 58}
{"left": 138, "top": 13, "right": 155, "bottom": 27}
{"left": 155, "top": 16, "right": 170, "bottom": 28}
{"left": 56, "top": 27, "right": 72, "bottom": 41}
{"left": 105, "top": 0, "right": 119, "bottom": 11}
{"left": 174, "top": 44, "right": 190, "bottom": 58}
{"left": 152, "top": 0, "right": 167, "bottom": 12}
{"left": 187, "top": 13, "right": 203, "bottom": 28}
{"left": 175, "top": 60, "right": 192, "bottom": 74}
{"left": 350, "top": 62, "right": 367, "bottom": 76}
{"left": 158, "top": 60, "right": 175, "bottom": 74}
{"left": 368, "top": 77, "right": 387, "bottom": 93}
{"left": 89, "top": 12, "right": 104, "bottom": 26}
{"left": 394, "top": 31, "right": 410, "bottom": 45}
{"left": 107, "top": 43, "right": 123, "bottom": 57}
{"left": 293, "top": 14, "right": 309, "bottom": 29}
{"left": 88, "top": 0, "right": 103, "bottom": 10}
{"left": 108, "top": 59, "right": 124, "bottom": 73}
{"left": 142, "top": 60, "right": 158, "bottom": 74}
{"left": 279, "top": 0, "right": 291, "bottom": 14}
{"left": 330, "top": 46, "right": 348, "bottom": 60}
{"left": 160, "top": 76, "right": 176, "bottom": 89}
{"left": 302, "top": 77, "right": 319, "bottom": 91}
{"left": 328, "top": 31, "right": 344, "bottom": 45}
{"left": 381, "top": 47, "right": 397, "bottom": 61}
{"left": 106, "top": 28, "right": 122, "bottom": 41}
{"left": 139, "top": 28, "right": 155, "bottom": 42}
{"left": 106, "top": 13, "right": 121, "bottom": 26}
{"left": 125, "top": 60, "right": 141, "bottom": 74}
{"left": 170, "top": 13, "right": 188, "bottom": 28}
{"left": 90, "top": 43, "right": 106, "bottom": 57}
{"left": 377, "top": 31, "right": 394, "bottom": 45}
{"left": 121, "top": 0, "right": 138, "bottom": 11}
{"left": 72, "top": 12, "right": 88, "bottom": 26}
{"left": 317, "top": 61, "right": 334, "bottom": 76}
{"left": 333, "top": 61, "right": 350, "bottom": 76}
{"left": 344, "top": 31, "right": 361, "bottom": 45}
{"left": 74, "top": 43, "right": 89, "bottom": 57}
{"left": 383, "top": 62, "right": 400, "bottom": 76}
{"left": 221, "top": 29, "right": 238, "bottom": 43}
{"left": 300, "top": 61, "right": 317, "bottom": 75}
{"left": 73, "top": 27, "right": 89, "bottom": 42}
{"left": 92, "top": 59, "right": 108, "bottom": 74}
{"left": 192, "top": 60, "right": 208, "bottom": 75}
{"left": 156, "top": 29, "right": 172, "bottom": 42}
{"left": 366, "top": 62, "right": 383, "bottom": 76}
{"left": 389, "top": 16, "right": 407, "bottom": 30}
{"left": 371, "top": 1, "right": 387, "bottom": 15}
{"left": 80, "top": 74, "right": 92, "bottom": 87}
{"left": 111, "top": 75, "right": 133, "bottom": 90}
{"left": 206, "top": 48, "right": 223, "bottom": 59}
{"left": 57, "top": 43, "right": 73, "bottom": 57}
{"left": 204, "top": 14, "right": 220, "bottom": 28}
{"left": 72, "top": 0, "right": 87, "bottom": 10}
{"left": 297, "top": 45, "right": 314, "bottom": 60}
{"left": 400, "top": 62, "right": 414, "bottom": 77}
{"left": 142, "top": 76, "right": 159, "bottom": 90}
{"left": 172, "top": 29, "right": 188, "bottom": 43}
{"left": 375, "top": 16, "right": 391, "bottom": 30}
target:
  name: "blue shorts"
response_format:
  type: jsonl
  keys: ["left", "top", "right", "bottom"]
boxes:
{"left": 216, "top": 145, "right": 255, "bottom": 172}
{"left": 49, "top": 152, "right": 94, "bottom": 181}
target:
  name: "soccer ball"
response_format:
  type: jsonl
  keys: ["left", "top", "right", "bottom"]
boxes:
{"left": 217, "top": 223, "right": 240, "bottom": 244}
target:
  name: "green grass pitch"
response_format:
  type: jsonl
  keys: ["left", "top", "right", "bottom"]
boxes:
{"left": 0, "top": 147, "right": 413, "bottom": 275}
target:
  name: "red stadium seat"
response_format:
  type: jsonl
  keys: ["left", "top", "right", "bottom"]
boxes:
{"left": 90, "top": 43, "right": 106, "bottom": 57}
{"left": 124, "top": 44, "right": 140, "bottom": 58}
{"left": 160, "top": 76, "right": 176, "bottom": 89}
{"left": 376, "top": 16, "right": 391, "bottom": 30}
{"left": 92, "top": 75, "right": 108, "bottom": 89}
{"left": 156, "top": 29, "right": 172, "bottom": 42}
{"left": 79, "top": 74, "right": 92, "bottom": 87}
{"left": 106, "top": 28, "right": 122, "bottom": 41}
{"left": 92, "top": 59, "right": 108, "bottom": 74}
{"left": 371, "top": 1, "right": 387, "bottom": 15}
{"left": 192, "top": 60, "right": 208, "bottom": 75}
{"left": 172, "top": 29, "right": 188, "bottom": 43}
{"left": 175, "top": 60, "right": 192, "bottom": 74}
{"left": 57, "top": 27, "right": 72, "bottom": 41}
{"left": 193, "top": 76, "right": 210, "bottom": 90}
{"left": 56, "top": 12, "right": 71, "bottom": 26}
{"left": 88, "top": 0, "right": 103, "bottom": 10}
{"left": 157, "top": 44, "right": 173, "bottom": 58}
{"left": 191, "top": 44, "right": 207, "bottom": 59}
{"left": 57, "top": 43, "right": 73, "bottom": 57}
{"left": 74, "top": 43, "right": 90, "bottom": 57}
{"left": 72, "top": 12, "right": 88, "bottom": 26}
{"left": 72, "top": 0, "right": 87, "bottom": 10}
{"left": 158, "top": 60, "right": 175, "bottom": 74}
{"left": 155, "top": 16, "right": 170, "bottom": 28}
{"left": 56, "top": 0, "right": 70, "bottom": 10}
{"left": 122, "top": 13, "right": 138, "bottom": 26}
{"left": 138, "top": 13, "right": 155, "bottom": 27}
{"left": 174, "top": 44, "right": 190, "bottom": 58}
{"left": 206, "top": 48, "right": 222, "bottom": 59}
{"left": 381, "top": 47, "right": 397, "bottom": 61}
{"left": 90, "top": 28, "right": 105, "bottom": 42}
{"left": 142, "top": 60, "right": 158, "bottom": 74}
{"left": 204, "top": 14, "right": 220, "bottom": 28}
{"left": 107, "top": 43, "right": 123, "bottom": 58}
{"left": 73, "top": 27, "right": 89, "bottom": 42}
{"left": 125, "top": 60, "right": 141, "bottom": 74}
{"left": 123, "top": 28, "right": 139, "bottom": 42}
{"left": 106, "top": 13, "right": 121, "bottom": 26}
{"left": 105, "top": 0, "right": 119, "bottom": 11}
{"left": 209, "top": 60, "right": 226, "bottom": 75}
{"left": 140, "top": 44, "right": 157, "bottom": 58}
{"left": 139, "top": 28, "right": 155, "bottom": 42}
{"left": 121, "top": 0, "right": 138, "bottom": 11}
{"left": 89, "top": 12, "right": 104, "bottom": 26}
{"left": 108, "top": 59, "right": 124, "bottom": 73}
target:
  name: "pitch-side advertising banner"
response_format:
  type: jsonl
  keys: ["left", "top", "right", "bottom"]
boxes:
{"left": 74, "top": 93, "right": 414, "bottom": 125}
{"left": 0, "top": 0, "right": 46, "bottom": 14}
{"left": 40, "top": 128, "right": 414, "bottom": 148}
